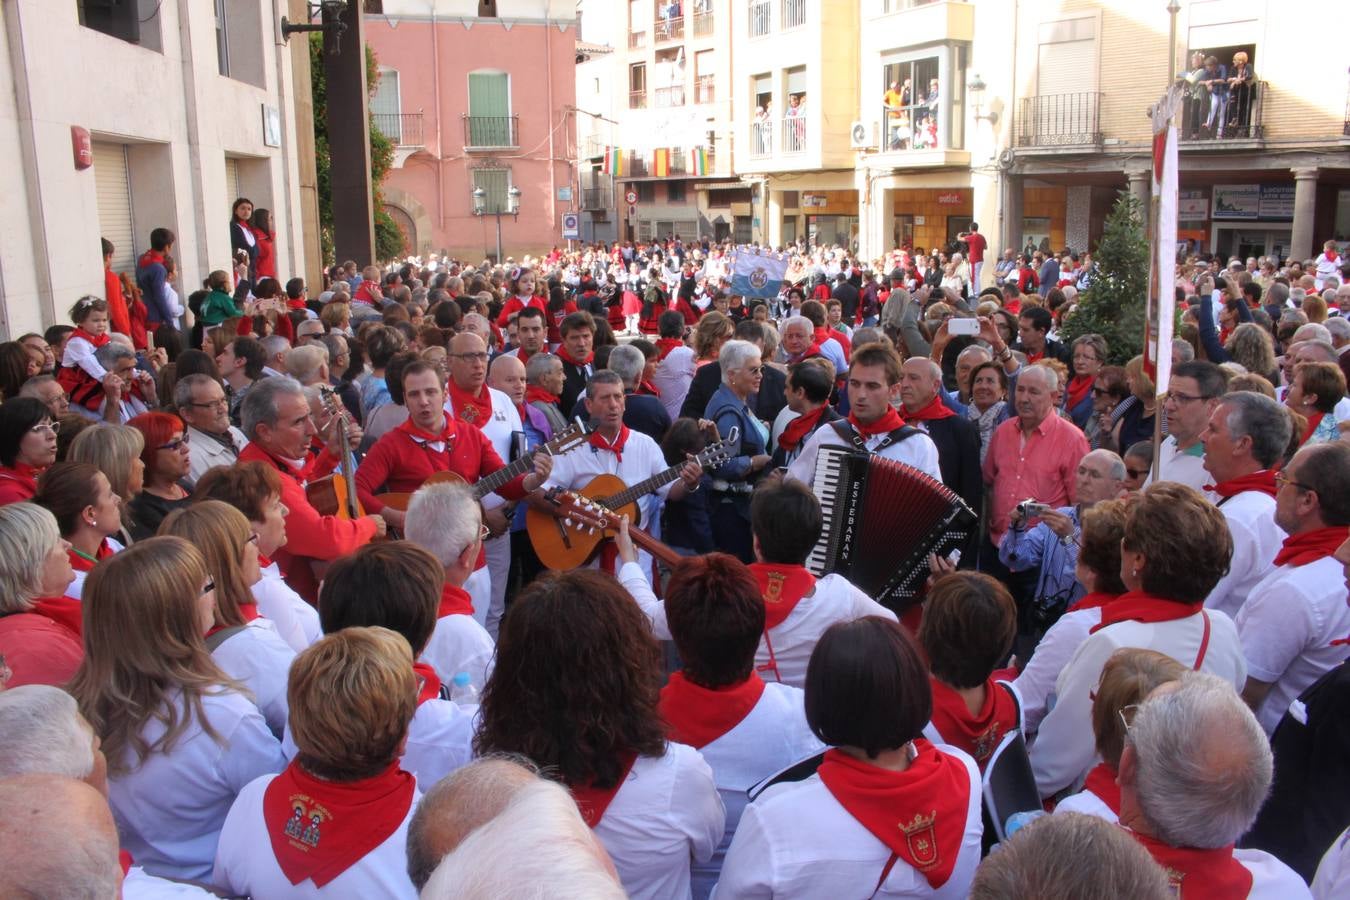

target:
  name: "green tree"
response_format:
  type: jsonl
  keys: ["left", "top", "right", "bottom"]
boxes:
{"left": 309, "top": 35, "right": 406, "bottom": 266}
{"left": 1060, "top": 192, "right": 1149, "bottom": 365}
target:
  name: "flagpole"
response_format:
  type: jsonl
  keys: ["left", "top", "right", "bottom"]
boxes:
{"left": 1149, "top": 0, "right": 1183, "bottom": 483}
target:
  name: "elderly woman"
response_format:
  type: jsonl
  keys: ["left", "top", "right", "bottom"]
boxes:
{"left": 0, "top": 398, "right": 59, "bottom": 505}
{"left": 1110, "top": 356, "right": 1156, "bottom": 452}
{"left": 1030, "top": 482, "right": 1246, "bottom": 799}
{"left": 0, "top": 503, "right": 81, "bottom": 687}
{"left": 159, "top": 501, "right": 297, "bottom": 737}
{"left": 213, "top": 627, "right": 421, "bottom": 898}
{"left": 1286, "top": 361, "right": 1346, "bottom": 446}
{"left": 966, "top": 359, "right": 1010, "bottom": 462}
{"left": 69, "top": 537, "right": 286, "bottom": 881}
{"left": 704, "top": 339, "right": 772, "bottom": 563}
{"left": 717, "top": 616, "right": 983, "bottom": 897}
{"left": 1053, "top": 648, "right": 1186, "bottom": 824}
{"left": 474, "top": 569, "right": 724, "bottom": 900}
{"left": 127, "top": 412, "right": 193, "bottom": 540}
{"left": 1065, "top": 334, "right": 1107, "bottom": 428}
{"left": 1086, "top": 365, "right": 1128, "bottom": 451}
{"left": 33, "top": 462, "right": 126, "bottom": 602}
{"left": 67, "top": 423, "right": 145, "bottom": 545}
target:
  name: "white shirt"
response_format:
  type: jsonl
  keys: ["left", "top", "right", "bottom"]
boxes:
{"left": 68, "top": 536, "right": 124, "bottom": 600}
{"left": 785, "top": 417, "right": 942, "bottom": 487}
{"left": 713, "top": 746, "right": 983, "bottom": 899}
{"left": 421, "top": 612, "right": 495, "bottom": 692}
{"left": 109, "top": 689, "right": 286, "bottom": 882}
{"left": 595, "top": 744, "right": 726, "bottom": 900}
{"left": 1013, "top": 607, "right": 1103, "bottom": 736}
{"left": 211, "top": 619, "right": 297, "bottom": 738}
{"left": 186, "top": 425, "right": 247, "bottom": 487}
{"left": 122, "top": 867, "right": 216, "bottom": 898}
{"left": 1205, "top": 490, "right": 1285, "bottom": 619}
{"left": 252, "top": 561, "right": 322, "bottom": 653}
{"left": 654, "top": 346, "right": 698, "bottom": 421}
{"left": 1052, "top": 786, "right": 1117, "bottom": 823}
{"left": 691, "top": 684, "right": 827, "bottom": 900}
{"left": 213, "top": 773, "right": 420, "bottom": 899}
{"left": 1236, "top": 556, "right": 1350, "bottom": 734}
{"left": 445, "top": 384, "right": 521, "bottom": 510}
{"left": 620, "top": 562, "right": 895, "bottom": 689}
{"left": 1235, "top": 847, "right": 1316, "bottom": 899}
{"left": 543, "top": 428, "right": 673, "bottom": 531}
{"left": 1144, "top": 435, "right": 1209, "bottom": 494}
{"left": 1030, "top": 611, "right": 1246, "bottom": 798}
{"left": 1313, "top": 826, "right": 1350, "bottom": 900}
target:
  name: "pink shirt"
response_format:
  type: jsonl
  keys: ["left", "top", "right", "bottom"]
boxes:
{"left": 982, "top": 413, "right": 1090, "bottom": 545}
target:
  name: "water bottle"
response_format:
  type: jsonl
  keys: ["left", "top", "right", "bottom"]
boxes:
{"left": 450, "top": 672, "right": 478, "bottom": 705}
{"left": 1004, "top": 810, "right": 1045, "bottom": 838}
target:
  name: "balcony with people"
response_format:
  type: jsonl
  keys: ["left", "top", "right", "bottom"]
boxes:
{"left": 873, "top": 49, "right": 968, "bottom": 166}
{"left": 654, "top": 0, "right": 684, "bottom": 43}
{"left": 1176, "top": 48, "right": 1264, "bottom": 145}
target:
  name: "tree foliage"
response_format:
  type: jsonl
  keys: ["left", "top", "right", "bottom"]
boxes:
{"left": 1060, "top": 192, "right": 1149, "bottom": 365}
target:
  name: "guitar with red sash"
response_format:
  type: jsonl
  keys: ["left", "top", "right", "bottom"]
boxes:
{"left": 535, "top": 489, "right": 684, "bottom": 570}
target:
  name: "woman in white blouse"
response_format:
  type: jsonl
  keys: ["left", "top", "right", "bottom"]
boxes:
{"left": 69, "top": 536, "right": 286, "bottom": 882}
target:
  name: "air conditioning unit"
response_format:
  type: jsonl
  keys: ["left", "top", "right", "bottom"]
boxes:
{"left": 850, "top": 120, "right": 878, "bottom": 150}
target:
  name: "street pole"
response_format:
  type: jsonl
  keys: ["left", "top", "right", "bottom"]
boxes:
{"left": 1166, "top": 0, "right": 1180, "bottom": 89}
{"left": 495, "top": 209, "right": 503, "bottom": 265}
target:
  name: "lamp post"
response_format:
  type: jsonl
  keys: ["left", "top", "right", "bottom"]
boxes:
{"left": 1166, "top": 0, "right": 1181, "bottom": 90}
{"left": 472, "top": 185, "right": 522, "bottom": 264}
{"left": 967, "top": 74, "right": 999, "bottom": 126}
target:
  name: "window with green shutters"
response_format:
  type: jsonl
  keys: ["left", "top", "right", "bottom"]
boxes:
{"left": 467, "top": 72, "right": 514, "bottom": 147}
{"left": 472, "top": 166, "right": 511, "bottom": 213}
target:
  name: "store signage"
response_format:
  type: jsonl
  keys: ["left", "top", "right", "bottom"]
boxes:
{"left": 1212, "top": 184, "right": 1294, "bottom": 221}
{"left": 1179, "top": 190, "right": 1207, "bottom": 222}
{"left": 936, "top": 192, "right": 964, "bottom": 205}
{"left": 1257, "top": 185, "right": 1294, "bottom": 220}
{"left": 801, "top": 193, "right": 828, "bottom": 208}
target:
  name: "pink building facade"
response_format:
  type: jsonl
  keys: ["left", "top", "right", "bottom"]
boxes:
{"left": 364, "top": 2, "right": 576, "bottom": 261}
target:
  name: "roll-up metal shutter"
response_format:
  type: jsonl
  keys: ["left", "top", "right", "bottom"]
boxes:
{"left": 93, "top": 142, "right": 135, "bottom": 275}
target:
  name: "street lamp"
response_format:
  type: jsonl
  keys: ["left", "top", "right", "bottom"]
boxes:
{"left": 472, "top": 185, "right": 522, "bottom": 264}
{"left": 968, "top": 74, "right": 999, "bottom": 125}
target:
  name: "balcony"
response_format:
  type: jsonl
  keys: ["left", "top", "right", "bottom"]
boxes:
{"left": 693, "top": 10, "right": 713, "bottom": 36}
{"left": 462, "top": 115, "right": 519, "bottom": 150}
{"left": 630, "top": 89, "right": 647, "bottom": 109}
{"left": 582, "top": 135, "right": 605, "bottom": 158}
{"left": 372, "top": 112, "right": 424, "bottom": 148}
{"left": 695, "top": 75, "right": 715, "bottom": 104}
{"left": 655, "top": 85, "right": 686, "bottom": 108}
{"left": 655, "top": 15, "right": 684, "bottom": 42}
{"left": 781, "top": 0, "right": 806, "bottom": 29}
{"left": 1014, "top": 93, "right": 1102, "bottom": 149}
{"left": 1178, "top": 81, "right": 1265, "bottom": 145}
{"left": 629, "top": 30, "right": 646, "bottom": 49}
{"left": 781, "top": 116, "right": 807, "bottom": 154}
{"left": 750, "top": 120, "right": 772, "bottom": 158}
{"left": 880, "top": 102, "right": 946, "bottom": 150}
{"left": 749, "top": 0, "right": 770, "bottom": 37}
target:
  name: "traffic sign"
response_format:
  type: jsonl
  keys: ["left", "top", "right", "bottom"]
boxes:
{"left": 625, "top": 189, "right": 638, "bottom": 205}
{"left": 561, "top": 212, "right": 580, "bottom": 240}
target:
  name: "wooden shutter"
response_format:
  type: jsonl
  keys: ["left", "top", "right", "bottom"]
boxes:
{"left": 372, "top": 68, "right": 402, "bottom": 143}
{"left": 472, "top": 167, "right": 510, "bottom": 213}
{"left": 468, "top": 72, "right": 509, "bottom": 118}
{"left": 225, "top": 156, "right": 241, "bottom": 204}
{"left": 1037, "top": 39, "right": 1097, "bottom": 96}
{"left": 93, "top": 142, "right": 135, "bottom": 275}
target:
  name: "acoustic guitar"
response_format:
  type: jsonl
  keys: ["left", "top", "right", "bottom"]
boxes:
{"left": 376, "top": 421, "right": 591, "bottom": 512}
{"left": 526, "top": 429, "right": 736, "bottom": 570}
{"left": 539, "top": 490, "right": 684, "bottom": 570}
{"left": 305, "top": 387, "right": 364, "bottom": 519}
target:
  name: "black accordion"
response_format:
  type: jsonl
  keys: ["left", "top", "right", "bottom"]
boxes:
{"left": 807, "top": 446, "right": 978, "bottom": 615}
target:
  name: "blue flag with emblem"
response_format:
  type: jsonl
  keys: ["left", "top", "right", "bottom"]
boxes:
{"left": 729, "top": 247, "right": 789, "bottom": 299}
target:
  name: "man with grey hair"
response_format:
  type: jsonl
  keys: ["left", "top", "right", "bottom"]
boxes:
{"left": 259, "top": 334, "right": 291, "bottom": 377}
{"left": 1118, "top": 672, "right": 1308, "bottom": 895}
{"left": 18, "top": 373, "right": 70, "bottom": 419}
{"left": 1199, "top": 391, "right": 1291, "bottom": 619}
{"left": 607, "top": 343, "right": 671, "bottom": 441}
{"left": 284, "top": 343, "right": 330, "bottom": 387}
{"left": 238, "top": 376, "right": 385, "bottom": 600}
{"left": 0, "top": 685, "right": 103, "bottom": 789}
{"left": 0, "top": 775, "right": 123, "bottom": 900}
{"left": 525, "top": 350, "right": 569, "bottom": 434}
{"left": 295, "top": 318, "right": 326, "bottom": 343}
{"left": 898, "top": 356, "right": 982, "bottom": 516}
{"left": 461, "top": 312, "right": 494, "bottom": 349}
{"left": 1172, "top": 337, "right": 1196, "bottom": 366}
{"left": 174, "top": 372, "right": 246, "bottom": 486}
{"left": 405, "top": 481, "right": 495, "bottom": 690}
{"left": 90, "top": 340, "right": 155, "bottom": 423}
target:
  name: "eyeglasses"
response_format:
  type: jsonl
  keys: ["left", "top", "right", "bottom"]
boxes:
{"left": 1091, "top": 386, "right": 1112, "bottom": 397}
{"left": 29, "top": 420, "right": 60, "bottom": 435}
{"left": 451, "top": 352, "right": 489, "bottom": 363}
{"left": 186, "top": 397, "right": 229, "bottom": 410}
{"left": 740, "top": 365, "right": 765, "bottom": 376}
{"left": 1118, "top": 703, "right": 1140, "bottom": 735}
{"left": 200, "top": 579, "right": 216, "bottom": 596}
{"left": 158, "top": 435, "right": 190, "bottom": 451}
{"left": 1274, "top": 471, "right": 1314, "bottom": 493}
{"left": 1126, "top": 467, "right": 1149, "bottom": 479}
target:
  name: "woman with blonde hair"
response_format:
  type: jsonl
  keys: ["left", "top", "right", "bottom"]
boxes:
{"left": 320, "top": 300, "right": 353, "bottom": 335}
{"left": 1225, "top": 322, "right": 1280, "bottom": 386}
{"left": 160, "top": 501, "right": 296, "bottom": 737}
{"left": 69, "top": 536, "right": 286, "bottom": 881}
{"left": 33, "top": 461, "right": 126, "bottom": 602}
{"left": 1110, "top": 355, "right": 1156, "bottom": 452}
{"left": 67, "top": 423, "right": 144, "bottom": 543}
{"left": 693, "top": 311, "right": 734, "bottom": 368}
{"left": 0, "top": 502, "right": 81, "bottom": 687}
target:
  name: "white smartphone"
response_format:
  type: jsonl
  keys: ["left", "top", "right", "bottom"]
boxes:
{"left": 947, "top": 317, "right": 980, "bottom": 336}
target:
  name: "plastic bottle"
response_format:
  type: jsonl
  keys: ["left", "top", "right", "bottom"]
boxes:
{"left": 1004, "top": 810, "right": 1046, "bottom": 838}
{"left": 450, "top": 672, "right": 478, "bottom": 704}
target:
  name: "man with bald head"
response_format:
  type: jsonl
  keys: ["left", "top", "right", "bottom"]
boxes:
{"left": 0, "top": 775, "right": 122, "bottom": 899}
{"left": 490, "top": 352, "right": 556, "bottom": 594}
{"left": 898, "top": 356, "right": 982, "bottom": 518}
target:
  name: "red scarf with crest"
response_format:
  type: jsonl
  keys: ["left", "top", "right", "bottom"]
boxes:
{"left": 525, "top": 385, "right": 560, "bottom": 407}
{"left": 816, "top": 743, "right": 971, "bottom": 889}
{"left": 262, "top": 761, "right": 416, "bottom": 887}
{"left": 1273, "top": 526, "right": 1349, "bottom": 568}
{"left": 1130, "top": 831, "right": 1253, "bottom": 899}
{"left": 1081, "top": 762, "right": 1121, "bottom": 814}
{"left": 927, "top": 678, "right": 1018, "bottom": 769}
{"left": 749, "top": 563, "right": 816, "bottom": 630}
{"left": 557, "top": 346, "right": 594, "bottom": 368}
{"left": 570, "top": 751, "right": 638, "bottom": 828}
{"left": 906, "top": 395, "right": 956, "bottom": 422}
{"left": 1090, "top": 590, "right": 1202, "bottom": 634}
{"left": 437, "top": 583, "right": 475, "bottom": 618}
{"left": 655, "top": 337, "right": 684, "bottom": 361}
{"left": 447, "top": 381, "right": 492, "bottom": 428}
{"left": 778, "top": 407, "right": 827, "bottom": 452}
{"left": 589, "top": 426, "right": 630, "bottom": 462}
{"left": 659, "top": 671, "right": 766, "bottom": 749}
{"left": 31, "top": 596, "right": 83, "bottom": 637}
{"left": 1205, "top": 469, "right": 1277, "bottom": 500}
{"left": 849, "top": 407, "right": 906, "bottom": 437}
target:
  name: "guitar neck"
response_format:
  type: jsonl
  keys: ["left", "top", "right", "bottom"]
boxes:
{"left": 606, "top": 463, "right": 683, "bottom": 509}
{"left": 623, "top": 521, "right": 686, "bottom": 570}
{"left": 472, "top": 448, "right": 535, "bottom": 500}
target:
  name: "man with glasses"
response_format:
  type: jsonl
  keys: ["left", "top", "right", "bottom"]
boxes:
{"left": 174, "top": 373, "right": 246, "bottom": 488}
{"left": 1145, "top": 361, "right": 1225, "bottom": 494}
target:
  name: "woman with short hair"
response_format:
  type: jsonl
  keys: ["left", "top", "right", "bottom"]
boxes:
{"left": 127, "top": 411, "right": 192, "bottom": 540}
{"left": 0, "top": 503, "right": 81, "bottom": 687}
{"left": 475, "top": 569, "right": 725, "bottom": 900}
{"left": 694, "top": 311, "right": 734, "bottom": 368}
{"left": 67, "top": 423, "right": 144, "bottom": 543}
{"left": 213, "top": 627, "right": 421, "bottom": 898}
{"left": 0, "top": 398, "right": 59, "bottom": 505}
{"left": 1065, "top": 334, "right": 1107, "bottom": 429}
{"left": 33, "top": 461, "right": 125, "bottom": 601}
{"left": 704, "top": 340, "right": 772, "bottom": 562}
{"left": 69, "top": 536, "right": 286, "bottom": 881}
{"left": 160, "top": 501, "right": 296, "bottom": 737}
{"left": 1286, "top": 361, "right": 1345, "bottom": 446}
{"left": 965, "top": 360, "right": 1009, "bottom": 462}
{"left": 716, "top": 616, "right": 983, "bottom": 898}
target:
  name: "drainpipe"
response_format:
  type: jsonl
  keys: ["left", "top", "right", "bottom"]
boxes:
{"left": 430, "top": 0, "right": 444, "bottom": 234}
{"left": 546, "top": 13, "right": 558, "bottom": 251}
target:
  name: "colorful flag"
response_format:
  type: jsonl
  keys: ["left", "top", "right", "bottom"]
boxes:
{"left": 729, "top": 246, "right": 788, "bottom": 299}
{"left": 652, "top": 148, "right": 670, "bottom": 178}
{"left": 601, "top": 147, "right": 624, "bottom": 177}
{"left": 1143, "top": 84, "right": 1183, "bottom": 397}
{"left": 687, "top": 147, "right": 709, "bottom": 176}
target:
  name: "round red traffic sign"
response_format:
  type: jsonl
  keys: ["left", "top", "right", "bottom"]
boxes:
{"left": 625, "top": 189, "right": 638, "bottom": 205}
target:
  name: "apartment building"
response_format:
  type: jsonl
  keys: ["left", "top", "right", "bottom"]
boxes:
{"left": 0, "top": 0, "right": 317, "bottom": 338}
{"left": 364, "top": 0, "right": 576, "bottom": 261}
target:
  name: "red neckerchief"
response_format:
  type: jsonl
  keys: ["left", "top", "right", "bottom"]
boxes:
{"left": 205, "top": 603, "right": 261, "bottom": 638}
{"left": 287, "top": 297, "right": 308, "bottom": 311}
{"left": 1081, "top": 763, "right": 1121, "bottom": 815}
{"left": 636, "top": 379, "right": 661, "bottom": 397}
{"left": 438, "top": 583, "right": 475, "bottom": 618}
{"left": 655, "top": 337, "right": 684, "bottom": 360}
{"left": 787, "top": 342, "right": 823, "bottom": 365}
{"left": 395, "top": 413, "right": 455, "bottom": 450}
{"left": 525, "top": 385, "right": 560, "bottom": 407}
{"left": 514, "top": 402, "right": 530, "bottom": 425}
{"left": 1324, "top": 250, "right": 1340, "bottom": 264}
{"left": 119, "top": 850, "right": 133, "bottom": 877}
{"left": 816, "top": 742, "right": 970, "bottom": 889}
{"left": 413, "top": 661, "right": 443, "bottom": 706}
{"left": 1066, "top": 374, "right": 1094, "bottom": 411}
{"left": 1090, "top": 590, "right": 1202, "bottom": 634}
{"left": 906, "top": 394, "right": 956, "bottom": 422}
{"left": 570, "top": 751, "right": 638, "bottom": 828}
{"left": 750, "top": 562, "right": 816, "bottom": 630}
{"left": 1067, "top": 591, "right": 1120, "bottom": 614}
{"left": 927, "top": 678, "right": 1017, "bottom": 768}
{"left": 1004, "top": 297, "right": 1022, "bottom": 315}
{"left": 1273, "top": 526, "right": 1349, "bottom": 568}
{"left": 72, "top": 326, "right": 111, "bottom": 348}
{"left": 513, "top": 345, "right": 536, "bottom": 365}
{"left": 69, "top": 540, "right": 115, "bottom": 573}
{"left": 31, "top": 596, "right": 83, "bottom": 637}
{"left": 557, "top": 345, "right": 594, "bottom": 367}
{"left": 588, "top": 426, "right": 630, "bottom": 462}
{"left": 137, "top": 249, "right": 165, "bottom": 270}
{"left": 658, "top": 671, "right": 767, "bottom": 750}
{"left": 1025, "top": 349, "right": 1046, "bottom": 364}
{"left": 262, "top": 760, "right": 416, "bottom": 888}
{"left": 778, "top": 407, "right": 826, "bottom": 452}
{"left": 848, "top": 406, "right": 906, "bottom": 437}
{"left": 447, "top": 380, "right": 492, "bottom": 428}
{"left": 1299, "top": 411, "right": 1326, "bottom": 446}
{"left": 1130, "top": 831, "right": 1253, "bottom": 899}
{"left": 1204, "top": 469, "right": 1277, "bottom": 500}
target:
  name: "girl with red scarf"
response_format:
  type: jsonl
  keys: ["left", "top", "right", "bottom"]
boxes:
{"left": 717, "top": 616, "right": 984, "bottom": 897}
{"left": 56, "top": 296, "right": 114, "bottom": 412}
{"left": 495, "top": 267, "right": 546, "bottom": 328}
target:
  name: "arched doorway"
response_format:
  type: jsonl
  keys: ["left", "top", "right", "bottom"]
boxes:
{"left": 384, "top": 204, "right": 416, "bottom": 256}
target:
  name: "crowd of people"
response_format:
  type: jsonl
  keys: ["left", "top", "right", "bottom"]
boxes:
{"left": 0, "top": 210, "right": 1348, "bottom": 898}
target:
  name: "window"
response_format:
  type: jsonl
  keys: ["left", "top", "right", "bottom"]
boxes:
{"left": 880, "top": 44, "right": 966, "bottom": 152}
{"left": 752, "top": 72, "right": 773, "bottom": 157}
{"left": 215, "top": 0, "right": 229, "bottom": 76}
{"left": 783, "top": 66, "right": 807, "bottom": 152}
{"left": 472, "top": 166, "right": 511, "bottom": 213}
{"left": 1025, "top": 18, "right": 1099, "bottom": 146}
{"left": 782, "top": 0, "right": 806, "bottom": 30}
{"left": 630, "top": 63, "right": 648, "bottom": 109}
{"left": 468, "top": 72, "right": 513, "bottom": 147}
{"left": 79, "top": 0, "right": 162, "bottom": 51}
{"left": 636, "top": 182, "right": 656, "bottom": 203}
{"left": 372, "top": 67, "right": 403, "bottom": 144}
{"left": 695, "top": 50, "right": 715, "bottom": 104}
{"left": 668, "top": 181, "right": 687, "bottom": 203}
{"left": 749, "top": 0, "right": 770, "bottom": 37}
{"left": 734, "top": 216, "right": 753, "bottom": 243}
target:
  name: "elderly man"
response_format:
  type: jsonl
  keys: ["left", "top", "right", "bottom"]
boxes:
{"left": 607, "top": 343, "right": 671, "bottom": 441}
{"left": 953, "top": 344, "right": 992, "bottom": 407}
{"left": 525, "top": 351, "right": 569, "bottom": 434}
{"left": 899, "top": 357, "right": 982, "bottom": 517}
{"left": 1200, "top": 391, "right": 1291, "bottom": 618}
{"left": 1118, "top": 673, "right": 1310, "bottom": 896}
{"left": 0, "top": 775, "right": 124, "bottom": 899}
{"left": 238, "top": 377, "right": 384, "bottom": 601}
{"left": 1235, "top": 442, "right": 1350, "bottom": 734}
{"left": 17, "top": 374, "right": 69, "bottom": 420}
{"left": 75, "top": 341, "right": 154, "bottom": 423}
{"left": 1147, "top": 360, "right": 1226, "bottom": 493}
{"left": 175, "top": 373, "right": 246, "bottom": 486}
{"left": 260, "top": 334, "right": 290, "bottom": 377}
{"left": 284, "top": 343, "right": 329, "bottom": 388}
